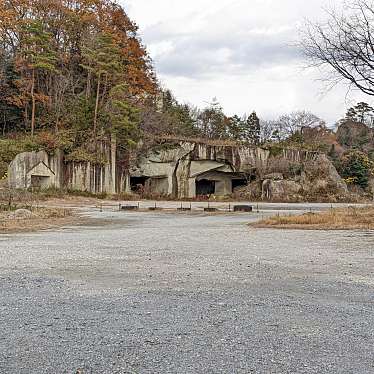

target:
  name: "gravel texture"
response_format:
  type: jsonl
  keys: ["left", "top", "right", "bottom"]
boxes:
{"left": 0, "top": 208, "right": 374, "bottom": 373}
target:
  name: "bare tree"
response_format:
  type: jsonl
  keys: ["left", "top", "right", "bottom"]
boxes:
{"left": 300, "top": 0, "right": 374, "bottom": 95}
{"left": 259, "top": 119, "right": 279, "bottom": 143}
{"left": 276, "top": 110, "right": 321, "bottom": 137}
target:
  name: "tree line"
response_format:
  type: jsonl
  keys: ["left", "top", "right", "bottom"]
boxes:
{"left": 0, "top": 0, "right": 312, "bottom": 152}
{"left": 0, "top": 0, "right": 156, "bottom": 153}
{"left": 1, "top": 0, "right": 374, "bottom": 155}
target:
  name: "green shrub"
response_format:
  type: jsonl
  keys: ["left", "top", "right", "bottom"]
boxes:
{"left": 339, "top": 150, "right": 374, "bottom": 189}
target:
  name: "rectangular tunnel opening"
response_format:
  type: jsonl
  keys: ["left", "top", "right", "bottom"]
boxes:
{"left": 196, "top": 179, "right": 216, "bottom": 196}
{"left": 30, "top": 175, "right": 51, "bottom": 189}
{"left": 130, "top": 176, "right": 149, "bottom": 193}
{"left": 232, "top": 178, "right": 248, "bottom": 192}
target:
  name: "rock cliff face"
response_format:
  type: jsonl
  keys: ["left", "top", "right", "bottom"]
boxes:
{"left": 8, "top": 150, "right": 63, "bottom": 190}
{"left": 336, "top": 121, "right": 374, "bottom": 150}
{"left": 130, "top": 141, "right": 347, "bottom": 200}
{"left": 130, "top": 142, "right": 270, "bottom": 198}
{"left": 8, "top": 146, "right": 119, "bottom": 194}
{"left": 8, "top": 140, "right": 348, "bottom": 201}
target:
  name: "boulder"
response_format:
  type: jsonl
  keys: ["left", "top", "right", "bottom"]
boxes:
{"left": 233, "top": 181, "right": 262, "bottom": 200}
{"left": 336, "top": 120, "right": 373, "bottom": 148}
{"left": 262, "top": 179, "right": 302, "bottom": 200}
{"left": 10, "top": 209, "right": 35, "bottom": 219}
{"left": 303, "top": 154, "right": 348, "bottom": 196}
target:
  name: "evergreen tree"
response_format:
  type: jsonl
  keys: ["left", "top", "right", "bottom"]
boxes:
{"left": 18, "top": 20, "right": 57, "bottom": 135}
{"left": 340, "top": 150, "right": 374, "bottom": 189}
{"left": 197, "top": 98, "right": 226, "bottom": 139}
{"left": 81, "top": 32, "right": 123, "bottom": 136}
{"left": 245, "top": 111, "right": 260, "bottom": 145}
{"left": 105, "top": 84, "right": 140, "bottom": 147}
{"left": 345, "top": 102, "right": 374, "bottom": 127}
{"left": 227, "top": 115, "right": 244, "bottom": 141}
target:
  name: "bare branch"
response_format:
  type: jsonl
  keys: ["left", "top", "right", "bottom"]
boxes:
{"left": 299, "top": 0, "right": 374, "bottom": 96}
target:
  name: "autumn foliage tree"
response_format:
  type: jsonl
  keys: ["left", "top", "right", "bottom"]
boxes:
{"left": 0, "top": 0, "right": 156, "bottom": 151}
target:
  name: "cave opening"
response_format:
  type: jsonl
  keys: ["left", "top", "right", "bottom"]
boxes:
{"left": 231, "top": 178, "right": 248, "bottom": 192}
{"left": 196, "top": 179, "right": 216, "bottom": 196}
{"left": 130, "top": 176, "right": 149, "bottom": 192}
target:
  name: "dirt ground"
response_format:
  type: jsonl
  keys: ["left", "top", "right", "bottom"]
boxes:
{"left": 0, "top": 206, "right": 78, "bottom": 233}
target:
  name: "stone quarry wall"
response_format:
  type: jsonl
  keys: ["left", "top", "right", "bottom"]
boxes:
{"left": 63, "top": 161, "right": 116, "bottom": 194}
{"left": 8, "top": 140, "right": 348, "bottom": 201}
{"left": 130, "top": 142, "right": 271, "bottom": 198}
{"left": 8, "top": 150, "right": 64, "bottom": 190}
{"left": 8, "top": 143, "right": 122, "bottom": 194}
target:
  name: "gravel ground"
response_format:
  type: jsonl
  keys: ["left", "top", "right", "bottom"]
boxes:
{"left": 0, "top": 208, "right": 374, "bottom": 373}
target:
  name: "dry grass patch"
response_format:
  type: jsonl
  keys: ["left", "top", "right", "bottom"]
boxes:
{"left": 0, "top": 207, "right": 74, "bottom": 233}
{"left": 253, "top": 206, "right": 374, "bottom": 230}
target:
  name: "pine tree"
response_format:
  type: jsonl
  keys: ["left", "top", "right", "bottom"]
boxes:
{"left": 18, "top": 20, "right": 57, "bottom": 135}
{"left": 345, "top": 102, "right": 374, "bottom": 127}
{"left": 227, "top": 115, "right": 244, "bottom": 141}
{"left": 105, "top": 84, "right": 140, "bottom": 147}
{"left": 245, "top": 111, "right": 260, "bottom": 145}
{"left": 81, "top": 32, "right": 123, "bottom": 137}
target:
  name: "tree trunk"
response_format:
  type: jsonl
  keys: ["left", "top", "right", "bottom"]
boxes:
{"left": 55, "top": 104, "right": 60, "bottom": 133}
{"left": 93, "top": 73, "right": 101, "bottom": 137}
{"left": 101, "top": 73, "right": 109, "bottom": 105}
{"left": 86, "top": 70, "right": 91, "bottom": 99}
{"left": 31, "top": 69, "right": 36, "bottom": 137}
{"left": 24, "top": 104, "right": 28, "bottom": 130}
{"left": 2, "top": 113, "right": 6, "bottom": 136}
{"left": 111, "top": 133, "right": 117, "bottom": 194}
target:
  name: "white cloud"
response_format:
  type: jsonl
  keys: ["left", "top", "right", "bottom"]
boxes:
{"left": 122, "top": 0, "right": 371, "bottom": 125}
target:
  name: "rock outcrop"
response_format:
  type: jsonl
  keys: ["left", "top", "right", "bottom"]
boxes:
{"left": 7, "top": 139, "right": 349, "bottom": 201}
{"left": 259, "top": 154, "right": 348, "bottom": 202}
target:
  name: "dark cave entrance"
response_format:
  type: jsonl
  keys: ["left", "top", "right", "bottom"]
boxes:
{"left": 196, "top": 179, "right": 216, "bottom": 196}
{"left": 232, "top": 178, "right": 248, "bottom": 192}
{"left": 130, "top": 176, "right": 149, "bottom": 192}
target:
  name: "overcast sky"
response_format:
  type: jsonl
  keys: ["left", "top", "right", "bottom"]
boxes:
{"left": 122, "top": 0, "right": 370, "bottom": 124}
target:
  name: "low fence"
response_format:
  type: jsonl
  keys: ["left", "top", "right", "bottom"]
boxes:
{"left": 93, "top": 201, "right": 257, "bottom": 213}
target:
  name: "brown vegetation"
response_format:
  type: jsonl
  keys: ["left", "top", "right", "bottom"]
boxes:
{"left": 151, "top": 134, "right": 245, "bottom": 147}
{"left": 0, "top": 206, "right": 74, "bottom": 233}
{"left": 253, "top": 206, "right": 374, "bottom": 230}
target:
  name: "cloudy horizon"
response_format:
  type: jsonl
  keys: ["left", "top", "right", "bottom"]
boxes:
{"left": 123, "top": 0, "right": 370, "bottom": 125}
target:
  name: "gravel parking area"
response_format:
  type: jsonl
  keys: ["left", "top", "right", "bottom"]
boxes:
{"left": 0, "top": 208, "right": 374, "bottom": 373}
